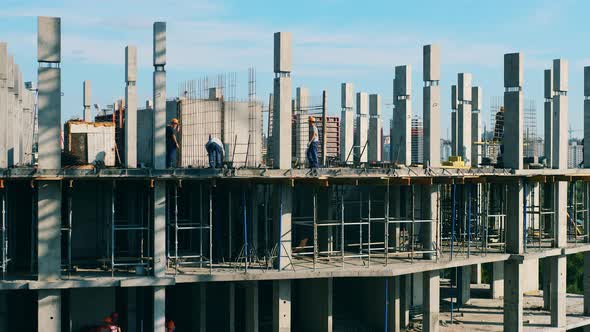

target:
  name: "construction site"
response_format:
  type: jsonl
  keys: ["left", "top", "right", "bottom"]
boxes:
{"left": 0, "top": 15, "right": 588, "bottom": 332}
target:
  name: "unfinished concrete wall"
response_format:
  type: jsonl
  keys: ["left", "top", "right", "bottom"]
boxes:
{"left": 64, "top": 122, "right": 116, "bottom": 166}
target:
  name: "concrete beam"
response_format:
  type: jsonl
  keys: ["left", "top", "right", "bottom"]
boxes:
{"left": 83, "top": 80, "right": 91, "bottom": 121}
{"left": 38, "top": 290, "right": 61, "bottom": 332}
{"left": 368, "top": 94, "right": 382, "bottom": 162}
{"left": 356, "top": 92, "right": 369, "bottom": 163}
{"left": 423, "top": 270, "right": 440, "bottom": 332}
{"left": 273, "top": 280, "right": 291, "bottom": 332}
{"left": 504, "top": 260, "right": 523, "bottom": 332}
{"left": 125, "top": 46, "right": 137, "bottom": 168}
{"left": 341, "top": 83, "right": 354, "bottom": 163}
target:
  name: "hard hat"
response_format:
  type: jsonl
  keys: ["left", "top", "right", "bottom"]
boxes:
{"left": 171, "top": 118, "right": 179, "bottom": 124}
{"left": 308, "top": 116, "right": 315, "bottom": 122}
{"left": 167, "top": 320, "right": 176, "bottom": 328}
{"left": 104, "top": 316, "right": 113, "bottom": 324}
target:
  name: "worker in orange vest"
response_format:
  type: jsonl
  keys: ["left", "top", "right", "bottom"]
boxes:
{"left": 166, "top": 320, "right": 176, "bottom": 332}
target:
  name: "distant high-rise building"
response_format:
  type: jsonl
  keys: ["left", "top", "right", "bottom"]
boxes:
{"left": 440, "top": 139, "right": 452, "bottom": 162}
{"left": 569, "top": 140, "right": 583, "bottom": 168}
{"left": 382, "top": 135, "right": 391, "bottom": 162}
{"left": 411, "top": 116, "right": 423, "bottom": 164}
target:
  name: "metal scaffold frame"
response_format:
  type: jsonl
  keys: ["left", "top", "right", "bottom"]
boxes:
{"left": 166, "top": 181, "right": 213, "bottom": 273}
{"left": 568, "top": 180, "right": 590, "bottom": 244}
{"left": 523, "top": 181, "right": 554, "bottom": 251}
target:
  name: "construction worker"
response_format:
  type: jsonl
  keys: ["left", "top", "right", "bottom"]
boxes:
{"left": 307, "top": 116, "right": 319, "bottom": 168}
{"left": 101, "top": 316, "right": 121, "bottom": 332}
{"left": 166, "top": 320, "right": 176, "bottom": 332}
{"left": 205, "top": 134, "right": 225, "bottom": 168}
{"left": 166, "top": 118, "right": 180, "bottom": 168}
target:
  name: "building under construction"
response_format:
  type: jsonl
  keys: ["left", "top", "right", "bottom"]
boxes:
{"left": 0, "top": 16, "right": 589, "bottom": 332}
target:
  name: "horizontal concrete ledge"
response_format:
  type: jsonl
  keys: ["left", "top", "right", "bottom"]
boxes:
{"left": 120, "top": 277, "right": 174, "bottom": 287}
{"left": 525, "top": 316, "right": 590, "bottom": 331}
{"left": 29, "top": 279, "right": 120, "bottom": 290}
{"left": 0, "top": 281, "right": 28, "bottom": 290}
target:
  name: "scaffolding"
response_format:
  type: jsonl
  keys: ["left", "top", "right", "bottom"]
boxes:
{"left": 568, "top": 181, "right": 590, "bottom": 244}
{"left": 166, "top": 181, "right": 213, "bottom": 274}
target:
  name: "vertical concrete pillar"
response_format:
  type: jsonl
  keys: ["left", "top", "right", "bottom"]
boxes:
{"left": 392, "top": 65, "right": 411, "bottom": 165}
{"left": 274, "top": 184, "right": 292, "bottom": 270}
{"left": 273, "top": 280, "right": 291, "bottom": 332}
{"left": 295, "top": 87, "right": 309, "bottom": 164}
{"left": 244, "top": 281, "right": 259, "bottom": 332}
{"left": 368, "top": 94, "right": 382, "bottom": 162}
{"left": 421, "top": 184, "right": 437, "bottom": 260}
{"left": 584, "top": 252, "right": 590, "bottom": 328}
{"left": 423, "top": 44, "right": 440, "bottom": 167}
{"left": 388, "top": 277, "right": 401, "bottom": 332}
{"left": 549, "top": 255, "right": 566, "bottom": 328}
{"left": 423, "top": 270, "right": 439, "bottom": 332}
{"left": 0, "top": 43, "right": 6, "bottom": 168}
{"left": 471, "top": 86, "right": 482, "bottom": 166}
{"left": 125, "top": 45, "right": 137, "bottom": 168}
{"left": 471, "top": 264, "right": 482, "bottom": 284}
{"left": 457, "top": 73, "right": 472, "bottom": 166}
{"left": 355, "top": 92, "right": 368, "bottom": 163}
{"left": 83, "top": 80, "right": 91, "bottom": 121}
{"left": 0, "top": 292, "right": 7, "bottom": 331}
{"left": 193, "top": 283, "right": 207, "bottom": 332}
{"left": 153, "top": 22, "right": 167, "bottom": 169}
{"left": 153, "top": 286, "right": 165, "bottom": 332}
{"left": 341, "top": 83, "right": 354, "bottom": 163}
{"left": 13, "top": 64, "right": 21, "bottom": 165}
{"left": 153, "top": 181, "right": 166, "bottom": 277}
{"left": 503, "top": 53, "right": 524, "bottom": 170}
{"left": 38, "top": 290, "right": 61, "bottom": 332}
{"left": 6, "top": 55, "right": 13, "bottom": 167}
{"left": 124, "top": 288, "right": 137, "bottom": 332}
{"left": 273, "top": 32, "right": 292, "bottom": 169}
{"left": 451, "top": 85, "right": 458, "bottom": 156}
{"left": 552, "top": 59, "right": 568, "bottom": 170}
{"left": 457, "top": 266, "right": 471, "bottom": 305}
{"left": 491, "top": 261, "right": 504, "bottom": 299}
{"left": 504, "top": 260, "right": 524, "bottom": 331}
{"left": 545, "top": 69, "right": 554, "bottom": 167}
{"left": 296, "top": 278, "right": 332, "bottom": 332}
{"left": 400, "top": 274, "right": 411, "bottom": 328}
{"left": 229, "top": 283, "right": 236, "bottom": 332}
{"left": 585, "top": 67, "right": 590, "bottom": 168}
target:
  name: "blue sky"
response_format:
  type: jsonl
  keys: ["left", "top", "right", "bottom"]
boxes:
{"left": 0, "top": 0, "right": 588, "bottom": 138}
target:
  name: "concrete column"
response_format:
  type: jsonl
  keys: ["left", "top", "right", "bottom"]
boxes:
{"left": 272, "top": 32, "right": 292, "bottom": 169}
{"left": 153, "top": 286, "right": 165, "bottom": 332}
{"left": 295, "top": 87, "right": 309, "bottom": 164}
{"left": 457, "top": 266, "right": 471, "bottom": 305}
{"left": 38, "top": 290, "right": 61, "bottom": 332}
{"left": 125, "top": 45, "right": 137, "bottom": 168}
{"left": 549, "top": 255, "right": 566, "bottom": 328}
{"left": 83, "top": 80, "right": 91, "bottom": 121}
{"left": 503, "top": 53, "right": 524, "bottom": 170}
{"left": 6, "top": 55, "right": 13, "bottom": 167}
{"left": 0, "top": 43, "right": 6, "bottom": 168}
{"left": 123, "top": 288, "right": 137, "bottom": 332}
{"left": 274, "top": 184, "right": 292, "bottom": 270}
{"left": 355, "top": 92, "right": 368, "bottom": 163}
{"left": 451, "top": 85, "right": 457, "bottom": 156}
{"left": 193, "top": 283, "right": 207, "bottom": 332}
{"left": 0, "top": 292, "right": 7, "bottom": 331}
{"left": 423, "top": 44, "right": 440, "bottom": 168}
{"left": 392, "top": 65, "right": 411, "bottom": 165}
{"left": 545, "top": 69, "right": 554, "bottom": 167}
{"left": 13, "top": 64, "right": 21, "bottom": 165}
{"left": 341, "top": 83, "right": 354, "bottom": 163}
{"left": 400, "top": 274, "right": 411, "bottom": 328}
{"left": 491, "top": 261, "right": 504, "bottom": 299}
{"left": 229, "top": 283, "right": 236, "bottom": 332}
{"left": 423, "top": 270, "right": 439, "bottom": 332}
{"left": 38, "top": 181, "right": 62, "bottom": 280}
{"left": 471, "top": 264, "right": 482, "bottom": 284}
{"left": 584, "top": 252, "right": 590, "bottom": 324}
{"left": 471, "top": 86, "right": 482, "bottom": 166}
{"left": 153, "top": 22, "right": 167, "bottom": 169}
{"left": 388, "top": 277, "right": 401, "bottom": 332}
{"left": 273, "top": 280, "right": 291, "bottom": 332}
{"left": 552, "top": 59, "right": 568, "bottom": 170}
{"left": 244, "top": 281, "right": 259, "bottom": 332}
{"left": 457, "top": 73, "right": 472, "bottom": 166}
{"left": 296, "top": 278, "right": 332, "bottom": 332}
{"left": 421, "top": 185, "right": 437, "bottom": 260}
{"left": 153, "top": 181, "right": 166, "bottom": 277}
{"left": 504, "top": 260, "right": 524, "bottom": 332}
{"left": 368, "top": 94, "right": 382, "bottom": 163}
